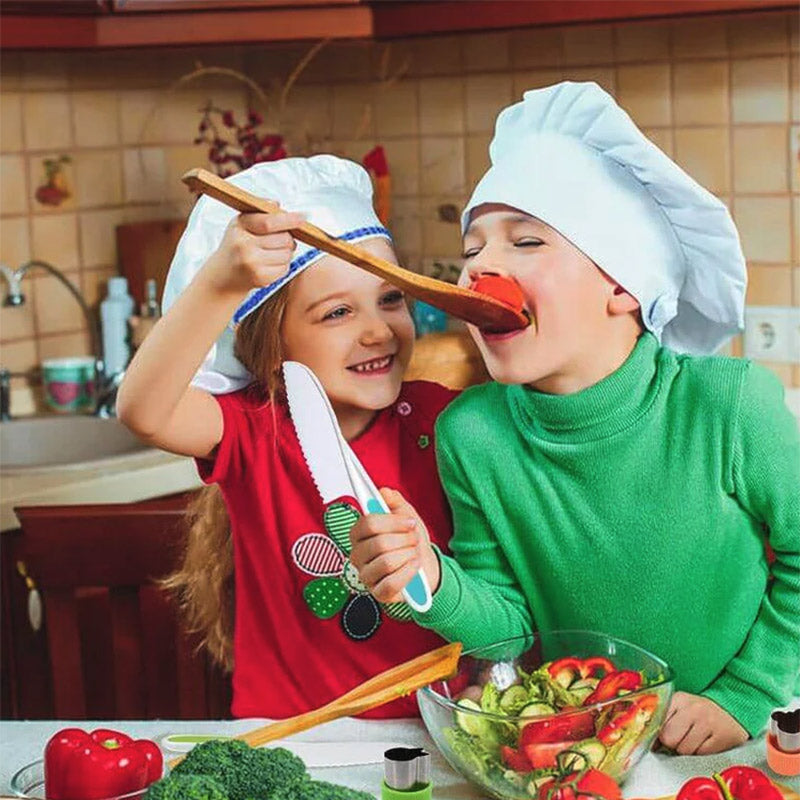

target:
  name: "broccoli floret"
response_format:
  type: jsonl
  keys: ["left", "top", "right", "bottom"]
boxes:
{"left": 271, "top": 780, "right": 376, "bottom": 800}
{"left": 171, "top": 740, "right": 307, "bottom": 800}
{"left": 144, "top": 773, "right": 229, "bottom": 800}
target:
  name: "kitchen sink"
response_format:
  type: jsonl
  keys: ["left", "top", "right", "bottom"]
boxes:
{"left": 0, "top": 415, "right": 152, "bottom": 470}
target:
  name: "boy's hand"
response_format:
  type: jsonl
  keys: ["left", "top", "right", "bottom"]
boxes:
{"left": 658, "top": 691, "right": 748, "bottom": 754}
{"left": 203, "top": 211, "right": 306, "bottom": 297}
{"left": 349, "top": 488, "right": 441, "bottom": 605}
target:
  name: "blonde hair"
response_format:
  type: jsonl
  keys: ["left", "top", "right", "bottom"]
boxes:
{"left": 161, "top": 289, "right": 289, "bottom": 671}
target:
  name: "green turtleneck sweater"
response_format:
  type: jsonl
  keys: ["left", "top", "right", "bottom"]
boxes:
{"left": 414, "top": 333, "right": 800, "bottom": 737}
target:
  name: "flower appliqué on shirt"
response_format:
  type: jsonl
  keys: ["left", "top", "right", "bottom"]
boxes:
{"left": 291, "top": 498, "right": 411, "bottom": 641}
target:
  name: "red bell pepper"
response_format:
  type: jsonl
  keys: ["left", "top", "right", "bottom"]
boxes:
{"left": 521, "top": 708, "right": 596, "bottom": 746}
{"left": 579, "top": 657, "right": 615, "bottom": 678}
{"left": 524, "top": 739, "right": 578, "bottom": 770}
{"left": 583, "top": 670, "right": 643, "bottom": 706}
{"left": 675, "top": 766, "right": 782, "bottom": 800}
{"left": 547, "top": 657, "right": 617, "bottom": 688}
{"left": 537, "top": 767, "right": 622, "bottom": 800}
{"left": 45, "top": 727, "right": 163, "bottom": 800}
{"left": 501, "top": 744, "right": 534, "bottom": 773}
{"left": 597, "top": 693, "right": 659, "bottom": 746}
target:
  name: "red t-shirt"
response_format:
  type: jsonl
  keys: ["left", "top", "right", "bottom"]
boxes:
{"left": 197, "top": 380, "right": 457, "bottom": 719}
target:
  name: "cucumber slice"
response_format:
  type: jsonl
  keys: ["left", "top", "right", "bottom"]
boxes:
{"left": 455, "top": 698, "right": 490, "bottom": 738}
{"left": 561, "top": 738, "right": 607, "bottom": 770}
{"left": 518, "top": 701, "right": 556, "bottom": 729}
{"left": 500, "top": 685, "right": 529, "bottom": 712}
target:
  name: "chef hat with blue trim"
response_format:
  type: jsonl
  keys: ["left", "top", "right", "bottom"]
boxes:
{"left": 162, "top": 155, "right": 391, "bottom": 393}
{"left": 463, "top": 81, "right": 746, "bottom": 354}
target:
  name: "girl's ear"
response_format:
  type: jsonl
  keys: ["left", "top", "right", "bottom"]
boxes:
{"left": 608, "top": 285, "right": 640, "bottom": 316}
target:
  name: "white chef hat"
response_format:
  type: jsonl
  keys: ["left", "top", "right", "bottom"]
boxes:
{"left": 462, "top": 81, "right": 746, "bottom": 354}
{"left": 162, "top": 155, "right": 391, "bottom": 393}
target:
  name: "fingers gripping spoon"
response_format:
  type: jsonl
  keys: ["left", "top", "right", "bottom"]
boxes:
{"left": 283, "top": 360, "right": 432, "bottom": 613}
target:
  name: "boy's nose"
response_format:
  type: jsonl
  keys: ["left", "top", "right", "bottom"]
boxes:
{"left": 359, "top": 315, "right": 394, "bottom": 345}
{"left": 466, "top": 265, "right": 510, "bottom": 286}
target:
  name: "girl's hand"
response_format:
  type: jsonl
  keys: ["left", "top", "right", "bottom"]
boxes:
{"left": 658, "top": 692, "right": 749, "bottom": 754}
{"left": 203, "top": 211, "right": 306, "bottom": 297}
{"left": 349, "top": 488, "right": 441, "bottom": 605}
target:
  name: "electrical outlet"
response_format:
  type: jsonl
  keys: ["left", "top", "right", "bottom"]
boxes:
{"left": 744, "top": 306, "right": 800, "bottom": 364}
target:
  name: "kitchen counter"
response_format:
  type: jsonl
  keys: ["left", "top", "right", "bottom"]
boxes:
{"left": 0, "top": 448, "right": 202, "bottom": 532}
{"left": 2, "top": 717, "right": 798, "bottom": 798}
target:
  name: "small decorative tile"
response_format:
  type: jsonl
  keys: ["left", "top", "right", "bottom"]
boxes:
{"left": 22, "top": 93, "right": 72, "bottom": 151}
{"left": 72, "top": 91, "right": 120, "bottom": 148}
{"left": 673, "top": 128, "right": 729, "bottom": 194}
{"left": 31, "top": 154, "right": 73, "bottom": 211}
{"left": 734, "top": 196, "right": 791, "bottom": 263}
{"left": 616, "top": 64, "right": 671, "bottom": 127}
{"left": 463, "top": 32, "right": 510, "bottom": 73}
{"left": 673, "top": 61, "right": 729, "bottom": 126}
{"left": 0, "top": 93, "right": 23, "bottom": 152}
{"left": 729, "top": 12, "right": 789, "bottom": 56}
{"left": 733, "top": 126, "right": 788, "bottom": 193}
{"left": 31, "top": 214, "right": 80, "bottom": 271}
{"left": 374, "top": 80, "right": 419, "bottom": 138}
{"left": 511, "top": 26, "right": 563, "bottom": 70}
{"left": 74, "top": 151, "right": 123, "bottom": 208}
{"left": 614, "top": 21, "right": 670, "bottom": 63}
{"left": 731, "top": 57, "right": 789, "bottom": 123}
{"left": 671, "top": 17, "right": 728, "bottom": 59}
{"left": 0, "top": 155, "right": 28, "bottom": 215}
{"left": 419, "top": 78, "right": 465, "bottom": 135}
{"left": 746, "top": 265, "right": 792, "bottom": 306}
{"left": 465, "top": 74, "right": 513, "bottom": 134}
{"left": 562, "top": 25, "right": 614, "bottom": 66}
{"left": 420, "top": 137, "right": 465, "bottom": 197}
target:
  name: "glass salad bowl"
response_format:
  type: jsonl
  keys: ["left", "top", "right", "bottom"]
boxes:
{"left": 418, "top": 630, "right": 674, "bottom": 799}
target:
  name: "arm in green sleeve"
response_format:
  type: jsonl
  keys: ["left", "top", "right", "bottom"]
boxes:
{"left": 411, "top": 430, "right": 533, "bottom": 649}
{"left": 703, "top": 363, "right": 800, "bottom": 736}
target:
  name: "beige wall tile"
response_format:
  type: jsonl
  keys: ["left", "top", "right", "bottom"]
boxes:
{"left": 81, "top": 266, "right": 117, "bottom": 309}
{"left": 421, "top": 197, "right": 463, "bottom": 258}
{"left": 74, "top": 151, "right": 123, "bottom": 208}
{"left": 163, "top": 88, "right": 249, "bottom": 147}
{"left": 466, "top": 133, "right": 491, "bottom": 190}
{"left": 671, "top": 17, "right": 728, "bottom": 59}
{"left": 1, "top": 155, "right": 28, "bottom": 215}
{"left": 673, "top": 61, "right": 729, "bottom": 126}
{"left": 33, "top": 271, "right": 86, "bottom": 335}
{"left": 30, "top": 213, "right": 80, "bottom": 271}
{"left": 0, "top": 217, "right": 31, "bottom": 266}
{"left": 22, "top": 93, "right": 72, "bottom": 151}
{"left": 563, "top": 67, "right": 615, "bottom": 97}
{"left": 412, "top": 36, "right": 463, "bottom": 77}
{"left": 733, "top": 126, "right": 788, "bottom": 193}
{"left": 382, "top": 139, "right": 419, "bottom": 196}
{"left": 419, "top": 78, "right": 464, "bottom": 135}
{"left": 244, "top": 42, "right": 311, "bottom": 87}
{"left": 72, "top": 91, "right": 120, "bottom": 149}
{"left": 793, "top": 266, "right": 800, "bottom": 305}
{"left": 0, "top": 52, "right": 23, "bottom": 92}
{"left": 511, "top": 27, "right": 563, "bottom": 70}
{"left": 794, "top": 197, "right": 800, "bottom": 264}
{"left": 617, "top": 64, "right": 672, "bottom": 127}
{"left": 563, "top": 25, "right": 614, "bottom": 66}
{"left": 332, "top": 83, "right": 374, "bottom": 140}
{"left": 729, "top": 12, "right": 789, "bottom": 56}
{"left": 465, "top": 74, "right": 513, "bottom": 134}
{"left": 1, "top": 93, "right": 23, "bottom": 152}
{"left": 791, "top": 55, "right": 800, "bottom": 122}
{"left": 420, "top": 137, "right": 465, "bottom": 197}
{"left": 463, "top": 32, "right": 510, "bottom": 72}
{"left": 38, "top": 330, "right": 91, "bottom": 360}
{"left": 513, "top": 69, "right": 563, "bottom": 99}
{"left": 279, "top": 84, "right": 333, "bottom": 148}
{"left": 0, "top": 338, "right": 38, "bottom": 371}
{"left": 300, "top": 41, "right": 373, "bottom": 84}
{"left": 29, "top": 154, "right": 75, "bottom": 214}
{"left": 119, "top": 90, "right": 165, "bottom": 146}
{"left": 21, "top": 52, "right": 69, "bottom": 92}
{"left": 746, "top": 264, "right": 792, "bottom": 305}
{"left": 642, "top": 127, "right": 674, "bottom": 158}
{"left": 614, "top": 21, "right": 670, "bottom": 63}
{"left": 123, "top": 148, "right": 167, "bottom": 204}
{"left": 164, "top": 144, "right": 209, "bottom": 202}
{"left": 372, "top": 39, "right": 415, "bottom": 82}
{"left": 374, "top": 80, "right": 419, "bottom": 138}
{"left": 674, "top": 127, "right": 729, "bottom": 193}
{"left": 80, "top": 209, "right": 125, "bottom": 268}
{"left": 735, "top": 196, "right": 791, "bottom": 263}
{"left": 731, "top": 57, "right": 789, "bottom": 123}
{"left": 388, "top": 196, "right": 422, "bottom": 263}
{"left": 0, "top": 300, "right": 36, "bottom": 342}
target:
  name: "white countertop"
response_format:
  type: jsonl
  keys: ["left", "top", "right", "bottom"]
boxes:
{"left": 2, "top": 717, "right": 798, "bottom": 798}
{"left": 0, "top": 448, "right": 202, "bottom": 531}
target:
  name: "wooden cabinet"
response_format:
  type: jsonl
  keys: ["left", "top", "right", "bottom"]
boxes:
{"left": 0, "top": 493, "right": 232, "bottom": 720}
{"left": 1, "top": 0, "right": 795, "bottom": 49}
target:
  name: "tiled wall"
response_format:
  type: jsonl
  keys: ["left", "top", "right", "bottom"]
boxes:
{"left": 0, "top": 8, "right": 797, "bottom": 408}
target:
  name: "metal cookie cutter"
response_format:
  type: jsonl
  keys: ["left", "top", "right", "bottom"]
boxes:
{"left": 767, "top": 707, "right": 800, "bottom": 777}
{"left": 381, "top": 747, "right": 432, "bottom": 800}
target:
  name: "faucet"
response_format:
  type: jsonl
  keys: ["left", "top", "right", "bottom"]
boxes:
{"left": 0, "top": 260, "right": 122, "bottom": 419}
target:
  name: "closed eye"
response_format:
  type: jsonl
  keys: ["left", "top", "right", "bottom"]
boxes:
{"left": 462, "top": 246, "right": 482, "bottom": 259}
{"left": 514, "top": 238, "right": 544, "bottom": 248}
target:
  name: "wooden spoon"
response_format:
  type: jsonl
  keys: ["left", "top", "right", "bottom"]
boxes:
{"left": 167, "top": 641, "right": 461, "bottom": 767}
{"left": 182, "top": 168, "right": 529, "bottom": 332}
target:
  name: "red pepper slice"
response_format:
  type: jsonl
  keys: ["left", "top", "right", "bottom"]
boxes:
{"left": 583, "top": 669, "right": 643, "bottom": 706}
{"left": 520, "top": 708, "right": 596, "bottom": 746}
{"left": 501, "top": 744, "right": 534, "bottom": 773}
{"left": 45, "top": 727, "right": 161, "bottom": 800}
{"left": 523, "top": 739, "right": 576, "bottom": 770}
{"left": 536, "top": 768, "right": 622, "bottom": 800}
{"left": 579, "top": 656, "right": 615, "bottom": 678}
{"left": 547, "top": 657, "right": 585, "bottom": 687}
{"left": 597, "top": 694, "right": 659, "bottom": 746}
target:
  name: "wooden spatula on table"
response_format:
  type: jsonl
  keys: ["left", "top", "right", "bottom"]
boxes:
{"left": 167, "top": 641, "right": 461, "bottom": 767}
{"left": 182, "top": 168, "right": 529, "bottom": 333}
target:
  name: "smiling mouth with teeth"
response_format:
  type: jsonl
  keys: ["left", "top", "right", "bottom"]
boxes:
{"left": 348, "top": 355, "right": 394, "bottom": 374}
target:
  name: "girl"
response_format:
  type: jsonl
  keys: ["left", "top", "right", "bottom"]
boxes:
{"left": 117, "top": 155, "right": 456, "bottom": 719}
